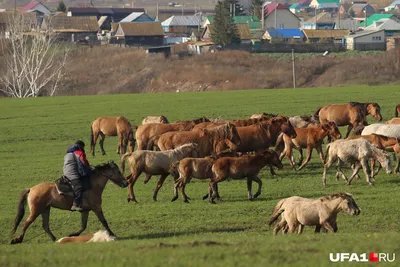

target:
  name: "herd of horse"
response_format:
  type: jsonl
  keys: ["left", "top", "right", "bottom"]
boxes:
{"left": 9, "top": 101, "right": 400, "bottom": 244}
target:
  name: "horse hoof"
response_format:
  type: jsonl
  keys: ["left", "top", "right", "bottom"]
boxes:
{"left": 153, "top": 197, "right": 157, "bottom": 202}
{"left": 202, "top": 194, "right": 209, "bottom": 200}
{"left": 253, "top": 193, "right": 260, "bottom": 199}
{"left": 184, "top": 199, "right": 190, "bottom": 203}
{"left": 10, "top": 238, "right": 20, "bottom": 244}
{"left": 171, "top": 196, "right": 178, "bottom": 202}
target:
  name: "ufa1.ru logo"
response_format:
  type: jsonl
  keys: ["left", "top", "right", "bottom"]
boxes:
{"left": 329, "top": 253, "right": 395, "bottom": 262}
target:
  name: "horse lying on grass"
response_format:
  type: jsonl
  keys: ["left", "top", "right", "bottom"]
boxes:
{"left": 269, "top": 193, "right": 360, "bottom": 234}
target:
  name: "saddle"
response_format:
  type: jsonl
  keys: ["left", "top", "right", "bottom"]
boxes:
{"left": 55, "top": 176, "right": 74, "bottom": 197}
{"left": 55, "top": 176, "right": 91, "bottom": 197}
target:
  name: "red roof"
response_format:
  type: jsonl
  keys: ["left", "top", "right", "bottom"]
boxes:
{"left": 21, "top": 1, "right": 40, "bottom": 12}
{"left": 264, "top": 3, "right": 288, "bottom": 17}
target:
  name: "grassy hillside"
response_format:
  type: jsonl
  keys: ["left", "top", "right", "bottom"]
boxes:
{"left": 1, "top": 85, "right": 400, "bottom": 267}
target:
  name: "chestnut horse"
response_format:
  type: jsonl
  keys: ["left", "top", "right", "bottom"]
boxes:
{"left": 169, "top": 151, "right": 239, "bottom": 203}
{"left": 386, "top": 118, "right": 400, "bottom": 124}
{"left": 192, "top": 117, "right": 271, "bottom": 130}
{"left": 135, "top": 121, "right": 198, "bottom": 150}
{"left": 157, "top": 123, "right": 242, "bottom": 158}
{"left": 280, "top": 122, "right": 341, "bottom": 171}
{"left": 315, "top": 102, "right": 382, "bottom": 138}
{"left": 208, "top": 150, "right": 283, "bottom": 203}
{"left": 90, "top": 116, "right": 137, "bottom": 156}
{"left": 10, "top": 162, "right": 128, "bottom": 244}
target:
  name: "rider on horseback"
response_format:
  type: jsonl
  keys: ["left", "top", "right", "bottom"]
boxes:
{"left": 63, "top": 140, "right": 92, "bottom": 212}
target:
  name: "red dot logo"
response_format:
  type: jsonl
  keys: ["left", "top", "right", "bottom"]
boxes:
{"left": 369, "top": 253, "right": 379, "bottom": 262}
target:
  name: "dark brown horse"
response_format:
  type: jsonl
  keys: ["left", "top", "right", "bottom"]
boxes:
{"left": 90, "top": 116, "right": 136, "bottom": 156}
{"left": 315, "top": 102, "right": 382, "bottom": 138}
{"left": 207, "top": 150, "right": 283, "bottom": 203}
{"left": 10, "top": 162, "right": 128, "bottom": 244}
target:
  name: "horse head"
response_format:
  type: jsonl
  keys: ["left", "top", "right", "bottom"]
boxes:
{"left": 373, "top": 147, "right": 392, "bottom": 175}
{"left": 367, "top": 103, "right": 383, "bottom": 121}
{"left": 261, "top": 149, "right": 283, "bottom": 170}
{"left": 278, "top": 118, "right": 296, "bottom": 139}
{"left": 94, "top": 161, "right": 128, "bottom": 188}
{"left": 226, "top": 123, "right": 241, "bottom": 147}
{"left": 324, "top": 121, "right": 341, "bottom": 141}
{"left": 338, "top": 193, "right": 361, "bottom": 216}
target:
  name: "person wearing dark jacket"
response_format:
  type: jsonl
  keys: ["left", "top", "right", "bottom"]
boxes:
{"left": 63, "top": 140, "right": 92, "bottom": 211}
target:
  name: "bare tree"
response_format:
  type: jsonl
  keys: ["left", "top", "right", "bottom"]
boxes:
{"left": 0, "top": 13, "right": 68, "bottom": 98}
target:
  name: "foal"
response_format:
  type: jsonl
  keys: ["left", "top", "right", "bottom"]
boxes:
{"left": 280, "top": 122, "right": 341, "bottom": 171}
{"left": 208, "top": 150, "right": 283, "bottom": 203}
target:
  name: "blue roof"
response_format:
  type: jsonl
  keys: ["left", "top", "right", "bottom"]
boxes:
{"left": 267, "top": 28, "right": 304, "bottom": 38}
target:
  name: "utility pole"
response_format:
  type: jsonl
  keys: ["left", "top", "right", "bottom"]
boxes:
{"left": 292, "top": 49, "right": 296, "bottom": 89}
{"left": 274, "top": 2, "right": 277, "bottom": 29}
{"left": 261, "top": 6, "right": 264, "bottom": 29}
{"left": 156, "top": 2, "right": 159, "bottom": 21}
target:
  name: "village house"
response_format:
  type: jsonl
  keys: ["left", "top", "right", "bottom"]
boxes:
{"left": 113, "top": 22, "right": 164, "bottom": 46}
{"left": 290, "top": 0, "right": 312, "bottom": 14}
{"left": 345, "top": 29, "right": 385, "bottom": 50}
{"left": 201, "top": 23, "right": 253, "bottom": 44}
{"left": 263, "top": 28, "right": 305, "bottom": 43}
{"left": 347, "top": 2, "right": 375, "bottom": 18}
{"left": 263, "top": 3, "right": 301, "bottom": 29}
{"left": 364, "top": 18, "right": 400, "bottom": 37}
{"left": 161, "top": 15, "right": 202, "bottom": 33}
{"left": 21, "top": 1, "right": 50, "bottom": 26}
{"left": 0, "top": 12, "right": 37, "bottom": 38}
{"left": 303, "top": 29, "right": 349, "bottom": 43}
{"left": 385, "top": 0, "right": 400, "bottom": 12}
{"left": 358, "top": 14, "right": 397, "bottom": 29}
{"left": 43, "top": 16, "right": 99, "bottom": 43}
{"left": 309, "top": 0, "right": 340, "bottom": 12}
{"left": 302, "top": 12, "right": 336, "bottom": 29}
{"left": 120, "top": 12, "right": 154, "bottom": 23}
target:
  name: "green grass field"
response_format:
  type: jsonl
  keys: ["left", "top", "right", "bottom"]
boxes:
{"left": 1, "top": 85, "right": 400, "bottom": 267}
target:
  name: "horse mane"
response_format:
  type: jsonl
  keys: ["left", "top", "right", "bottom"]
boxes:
{"left": 348, "top": 101, "right": 365, "bottom": 107}
{"left": 93, "top": 161, "right": 115, "bottom": 170}
{"left": 322, "top": 193, "right": 353, "bottom": 200}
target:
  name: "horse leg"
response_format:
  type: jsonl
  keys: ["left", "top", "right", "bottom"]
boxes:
{"left": 11, "top": 211, "right": 40, "bottom": 244}
{"left": 91, "top": 130, "right": 100, "bottom": 157}
{"left": 285, "top": 144, "right": 296, "bottom": 171}
{"left": 395, "top": 155, "right": 400, "bottom": 174}
{"left": 314, "top": 224, "right": 322, "bottom": 234}
{"left": 297, "top": 147, "right": 304, "bottom": 166}
{"left": 360, "top": 159, "right": 373, "bottom": 185}
{"left": 117, "top": 134, "right": 123, "bottom": 154}
{"left": 345, "top": 125, "right": 353, "bottom": 139}
{"left": 246, "top": 177, "right": 253, "bottom": 200}
{"left": 252, "top": 176, "right": 262, "bottom": 199}
{"left": 321, "top": 220, "right": 335, "bottom": 232}
{"left": 144, "top": 174, "right": 152, "bottom": 184}
{"left": 68, "top": 211, "right": 89, "bottom": 237}
{"left": 347, "top": 162, "right": 362, "bottom": 185}
{"left": 41, "top": 207, "right": 56, "bottom": 241}
{"left": 92, "top": 208, "right": 115, "bottom": 237}
{"left": 153, "top": 174, "right": 168, "bottom": 201}
{"left": 336, "top": 159, "right": 348, "bottom": 183}
{"left": 316, "top": 146, "right": 324, "bottom": 166}
{"left": 297, "top": 224, "right": 304, "bottom": 234}
{"left": 171, "top": 181, "right": 180, "bottom": 202}
{"left": 127, "top": 172, "right": 140, "bottom": 203}
{"left": 298, "top": 146, "right": 313, "bottom": 171}
{"left": 99, "top": 132, "right": 106, "bottom": 156}
{"left": 371, "top": 159, "right": 380, "bottom": 179}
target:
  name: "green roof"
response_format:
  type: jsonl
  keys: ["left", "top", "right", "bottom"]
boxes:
{"left": 205, "top": 15, "right": 261, "bottom": 30}
{"left": 317, "top": 0, "right": 339, "bottom": 3}
{"left": 359, "top": 14, "right": 394, "bottom": 27}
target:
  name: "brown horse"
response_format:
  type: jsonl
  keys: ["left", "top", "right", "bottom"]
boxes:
{"left": 135, "top": 121, "right": 198, "bottom": 150}
{"left": 208, "top": 150, "right": 283, "bottom": 203}
{"left": 169, "top": 151, "right": 239, "bottom": 203}
{"left": 315, "top": 102, "right": 382, "bottom": 138}
{"left": 10, "top": 162, "right": 128, "bottom": 244}
{"left": 90, "top": 116, "right": 137, "bottom": 156}
{"left": 157, "top": 123, "right": 242, "bottom": 158}
{"left": 396, "top": 104, "right": 400, "bottom": 117}
{"left": 280, "top": 122, "right": 342, "bottom": 171}
{"left": 192, "top": 117, "right": 271, "bottom": 130}
{"left": 250, "top": 113, "right": 278, "bottom": 119}
{"left": 386, "top": 118, "right": 400, "bottom": 124}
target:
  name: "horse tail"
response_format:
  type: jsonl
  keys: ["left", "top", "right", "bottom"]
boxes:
{"left": 11, "top": 188, "right": 30, "bottom": 235}
{"left": 274, "top": 132, "right": 285, "bottom": 152}
{"left": 314, "top": 107, "right": 322, "bottom": 117}
{"left": 120, "top": 153, "right": 131, "bottom": 174}
{"left": 90, "top": 123, "right": 94, "bottom": 152}
{"left": 396, "top": 106, "right": 399, "bottom": 117}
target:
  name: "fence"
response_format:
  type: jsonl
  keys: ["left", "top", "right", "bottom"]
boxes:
{"left": 225, "top": 43, "right": 345, "bottom": 53}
